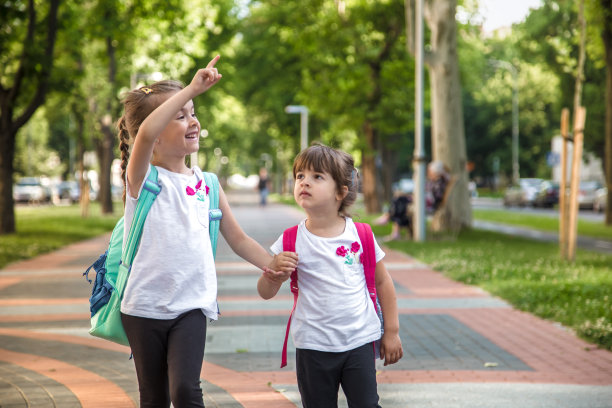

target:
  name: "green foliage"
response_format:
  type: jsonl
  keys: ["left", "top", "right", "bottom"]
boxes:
{"left": 14, "top": 109, "right": 65, "bottom": 178}
{"left": 515, "top": 0, "right": 606, "bottom": 165}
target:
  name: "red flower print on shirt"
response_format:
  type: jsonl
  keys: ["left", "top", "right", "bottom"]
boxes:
{"left": 186, "top": 179, "right": 208, "bottom": 202}
{"left": 336, "top": 241, "right": 361, "bottom": 265}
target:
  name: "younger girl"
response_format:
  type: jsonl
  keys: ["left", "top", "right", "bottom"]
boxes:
{"left": 258, "top": 144, "right": 403, "bottom": 408}
{"left": 117, "top": 56, "right": 297, "bottom": 408}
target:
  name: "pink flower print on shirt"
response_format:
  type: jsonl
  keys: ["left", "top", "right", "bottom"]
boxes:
{"left": 186, "top": 179, "right": 208, "bottom": 202}
{"left": 336, "top": 241, "right": 361, "bottom": 265}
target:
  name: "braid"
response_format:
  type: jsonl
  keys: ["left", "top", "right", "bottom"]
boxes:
{"left": 117, "top": 116, "right": 130, "bottom": 205}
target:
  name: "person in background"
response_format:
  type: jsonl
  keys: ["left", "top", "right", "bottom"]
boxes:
{"left": 257, "top": 167, "right": 270, "bottom": 206}
{"left": 377, "top": 160, "right": 450, "bottom": 241}
{"left": 426, "top": 160, "right": 450, "bottom": 213}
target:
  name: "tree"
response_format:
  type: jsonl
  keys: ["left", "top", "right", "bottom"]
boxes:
{"left": 0, "top": 0, "right": 61, "bottom": 234}
{"left": 517, "top": 0, "right": 610, "bottom": 224}
{"left": 405, "top": 0, "right": 471, "bottom": 232}
{"left": 598, "top": 0, "right": 612, "bottom": 224}
{"left": 233, "top": 0, "right": 413, "bottom": 211}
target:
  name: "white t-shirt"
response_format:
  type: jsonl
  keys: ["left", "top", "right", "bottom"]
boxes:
{"left": 121, "top": 165, "right": 218, "bottom": 320}
{"left": 270, "top": 218, "right": 385, "bottom": 352}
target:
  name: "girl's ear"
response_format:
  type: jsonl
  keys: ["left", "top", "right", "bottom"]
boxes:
{"left": 336, "top": 185, "right": 349, "bottom": 202}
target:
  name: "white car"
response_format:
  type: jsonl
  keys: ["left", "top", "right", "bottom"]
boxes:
{"left": 13, "top": 177, "right": 52, "bottom": 203}
{"left": 594, "top": 187, "right": 607, "bottom": 213}
{"left": 577, "top": 181, "right": 604, "bottom": 210}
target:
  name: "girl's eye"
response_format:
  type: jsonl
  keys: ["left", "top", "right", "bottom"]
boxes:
{"left": 296, "top": 174, "right": 304, "bottom": 180}
{"left": 177, "top": 115, "right": 185, "bottom": 120}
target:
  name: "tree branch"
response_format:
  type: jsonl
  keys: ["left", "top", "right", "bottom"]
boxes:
{"left": 404, "top": 0, "right": 415, "bottom": 55}
{"left": 8, "top": 0, "right": 36, "bottom": 107}
{"left": 13, "top": 0, "right": 60, "bottom": 133}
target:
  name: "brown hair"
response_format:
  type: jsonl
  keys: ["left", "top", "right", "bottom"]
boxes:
{"left": 116, "top": 80, "right": 184, "bottom": 203}
{"left": 292, "top": 143, "right": 358, "bottom": 217}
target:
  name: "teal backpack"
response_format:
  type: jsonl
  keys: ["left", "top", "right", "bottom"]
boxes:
{"left": 83, "top": 166, "right": 222, "bottom": 346}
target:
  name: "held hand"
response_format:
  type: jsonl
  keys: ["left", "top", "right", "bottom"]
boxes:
{"left": 262, "top": 266, "right": 290, "bottom": 285}
{"left": 270, "top": 251, "right": 299, "bottom": 274}
{"left": 379, "top": 332, "right": 403, "bottom": 366}
{"left": 189, "top": 55, "right": 222, "bottom": 95}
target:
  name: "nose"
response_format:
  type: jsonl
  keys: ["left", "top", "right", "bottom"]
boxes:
{"left": 189, "top": 115, "right": 199, "bottom": 128}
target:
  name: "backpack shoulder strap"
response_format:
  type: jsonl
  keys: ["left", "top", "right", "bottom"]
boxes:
{"left": 203, "top": 172, "right": 222, "bottom": 259}
{"left": 121, "top": 165, "right": 161, "bottom": 266}
{"left": 281, "top": 225, "right": 299, "bottom": 368}
{"left": 116, "top": 165, "right": 161, "bottom": 296}
{"left": 355, "top": 222, "right": 378, "bottom": 309}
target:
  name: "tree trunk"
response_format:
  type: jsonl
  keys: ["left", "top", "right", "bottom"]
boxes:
{"left": 96, "top": 35, "right": 117, "bottom": 215}
{"left": 0, "top": 0, "right": 60, "bottom": 235}
{"left": 602, "top": 0, "right": 612, "bottom": 225}
{"left": 97, "top": 120, "right": 115, "bottom": 214}
{"left": 424, "top": 0, "right": 472, "bottom": 232}
{"left": 360, "top": 25, "right": 400, "bottom": 214}
{"left": 0, "top": 127, "right": 17, "bottom": 234}
{"left": 362, "top": 121, "right": 380, "bottom": 213}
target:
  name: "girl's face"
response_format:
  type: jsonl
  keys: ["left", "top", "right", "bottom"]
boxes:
{"left": 294, "top": 167, "right": 347, "bottom": 215}
{"left": 155, "top": 98, "right": 200, "bottom": 159}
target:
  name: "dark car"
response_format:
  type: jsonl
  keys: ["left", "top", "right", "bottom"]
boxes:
{"left": 533, "top": 180, "right": 559, "bottom": 208}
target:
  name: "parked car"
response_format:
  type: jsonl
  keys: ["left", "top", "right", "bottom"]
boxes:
{"left": 577, "top": 181, "right": 603, "bottom": 210}
{"left": 13, "top": 177, "right": 52, "bottom": 203}
{"left": 594, "top": 187, "right": 607, "bottom": 213}
{"left": 57, "top": 180, "right": 81, "bottom": 203}
{"left": 503, "top": 178, "right": 544, "bottom": 207}
{"left": 533, "top": 180, "right": 559, "bottom": 208}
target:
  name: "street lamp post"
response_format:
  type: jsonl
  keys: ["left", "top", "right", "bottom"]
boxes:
{"left": 285, "top": 105, "right": 309, "bottom": 151}
{"left": 490, "top": 59, "right": 519, "bottom": 185}
{"left": 412, "top": 0, "right": 426, "bottom": 242}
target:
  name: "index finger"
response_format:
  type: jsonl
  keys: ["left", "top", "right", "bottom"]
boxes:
{"left": 206, "top": 55, "right": 221, "bottom": 69}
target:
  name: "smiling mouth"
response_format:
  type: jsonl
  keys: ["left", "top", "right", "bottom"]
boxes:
{"left": 185, "top": 132, "right": 199, "bottom": 140}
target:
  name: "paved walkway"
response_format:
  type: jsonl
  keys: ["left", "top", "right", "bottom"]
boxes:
{"left": 1, "top": 190, "right": 612, "bottom": 407}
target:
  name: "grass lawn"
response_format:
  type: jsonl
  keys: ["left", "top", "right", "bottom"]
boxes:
{"left": 473, "top": 208, "right": 612, "bottom": 241}
{"left": 0, "top": 203, "right": 121, "bottom": 270}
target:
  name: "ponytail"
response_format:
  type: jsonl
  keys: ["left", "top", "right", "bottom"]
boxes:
{"left": 117, "top": 116, "right": 130, "bottom": 205}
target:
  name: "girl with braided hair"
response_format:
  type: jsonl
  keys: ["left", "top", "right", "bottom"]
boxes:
{"left": 115, "top": 56, "right": 297, "bottom": 408}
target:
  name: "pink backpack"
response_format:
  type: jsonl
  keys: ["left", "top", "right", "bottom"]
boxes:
{"left": 280, "top": 222, "right": 383, "bottom": 368}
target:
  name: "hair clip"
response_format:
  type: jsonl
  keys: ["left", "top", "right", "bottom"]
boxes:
{"left": 140, "top": 87, "right": 153, "bottom": 95}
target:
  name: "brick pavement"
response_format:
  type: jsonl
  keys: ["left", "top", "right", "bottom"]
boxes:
{"left": 1, "top": 193, "right": 611, "bottom": 407}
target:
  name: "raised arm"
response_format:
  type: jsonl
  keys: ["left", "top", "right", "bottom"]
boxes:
{"left": 127, "top": 56, "right": 222, "bottom": 195}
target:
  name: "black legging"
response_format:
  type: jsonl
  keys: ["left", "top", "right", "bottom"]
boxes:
{"left": 121, "top": 309, "right": 207, "bottom": 408}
